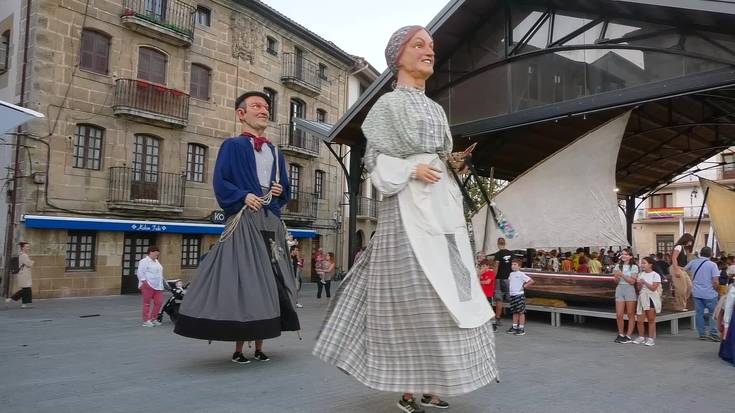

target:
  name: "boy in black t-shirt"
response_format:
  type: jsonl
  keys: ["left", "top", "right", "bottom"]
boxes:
{"left": 491, "top": 237, "right": 513, "bottom": 324}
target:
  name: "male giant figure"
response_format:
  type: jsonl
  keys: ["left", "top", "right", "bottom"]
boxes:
{"left": 175, "top": 91, "right": 300, "bottom": 363}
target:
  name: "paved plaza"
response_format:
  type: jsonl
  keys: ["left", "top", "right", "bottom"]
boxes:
{"left": 0, "top": 284, "right": 731, "bottom": 413}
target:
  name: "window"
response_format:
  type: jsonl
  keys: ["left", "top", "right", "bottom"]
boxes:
{"left": 655, "top": 234, "right": 674, "bottom": 255}
{"left": 527, "top": 64, "right": 539, "bottom": 100}
{"left": 138, "top": 47, "right": 166, "bottom": 84}
{"left": 266, "top": 36, "right": 278, "bottom": 56}
{"left": 195, "top": 6, "right": 211, "bottom": 27}
{"left": 144, "top": 0, "right": 166, "bottom": 21}
{"left": 315, "top": 170, "right": 325, "bottom": 199}
{"left": 723, "top": 153, "right": 735, "bottom": 179}
{"left": 79, "top": 29, "right": 110, "bottom": 74}
{"left": 650, "top": 193, "right": 673, "bottom": 209}
{"left": 552, "top": 74, "right": 563, "bottom": 102}
{"left": 0, "top": 30, "right": 10, "bottom": 74}
{"left": 65, "top": 231, "right": 96, "bottom": 270}
{"left": 132, "top": 134, "right": 160, "bottom": 200}
{"left": 289, "top": 164, "right": 301, "bottom": 199}
{"left": 186, "top": 143, "right": 206, "bottom": 182}
{"left": 181, "top": 235, "right": 201, "bottom": 268}
{"left": 316, "top": 109, "right": 326, "bottom": 123}
{"left": 190, "top": 63, "right": 210, "bottom": 100}
{"left": 318, "top": 63, "right": 327, "bottom": 80}
{"left": 73, "top": 124, "right": 104, "bottom": 170}
{"left": 263, "top": 88, "right": 277, "bottom": 122}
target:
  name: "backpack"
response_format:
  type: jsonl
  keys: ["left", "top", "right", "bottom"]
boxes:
{"left": 8, "top": 256, "right": 21, "bottom": 275}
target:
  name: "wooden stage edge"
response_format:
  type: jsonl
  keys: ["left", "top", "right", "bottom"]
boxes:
{"left": 502, "top": 303, "right": 696, "bottom": 335}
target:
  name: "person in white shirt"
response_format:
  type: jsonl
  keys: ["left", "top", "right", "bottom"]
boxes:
{"left": 632, "top": 256, "right": 661, "bottom": 346}
{"left": 137, "top": 245, "right": 165, "bottom": 327}
{"left": 505, "top": 260, "right": 534, "bottom": 336}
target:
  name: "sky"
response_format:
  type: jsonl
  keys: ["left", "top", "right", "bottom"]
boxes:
{"left": 261, "top": 0, "right": 450, "bottom": 72}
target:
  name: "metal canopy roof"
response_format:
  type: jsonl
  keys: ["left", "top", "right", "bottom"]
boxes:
{"left": 327, "top": 0, "right": 735, "bottom": 198}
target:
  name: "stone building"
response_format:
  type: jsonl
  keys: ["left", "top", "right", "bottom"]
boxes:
{"left": 1, "top": 0, "right": 370, "bottom": 298}
{"left": 632, "top": 148, "right": 735, "bottom": 256}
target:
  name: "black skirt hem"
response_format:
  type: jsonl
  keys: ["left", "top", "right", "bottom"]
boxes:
{"left": 174, "top": 314, "right": 293, "bottom": 342}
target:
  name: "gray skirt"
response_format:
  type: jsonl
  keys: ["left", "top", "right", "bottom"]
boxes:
{"left": 313, "top": 196, "right": 498, "bottom": 396}
{"left": 175, "top": 208, "right": 300, "bottom": 341}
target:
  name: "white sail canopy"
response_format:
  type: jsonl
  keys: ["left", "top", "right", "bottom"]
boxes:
{"left": 472, "top": 111, "right": 631, "bottom": 251}
{"left": 0, "top": 100, "right": 44, "bottom": 133}
{"left": 700, "top": 178, "right": 735, "bottom": 253}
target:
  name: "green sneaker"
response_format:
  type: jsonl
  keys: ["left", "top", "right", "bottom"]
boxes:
{"left": 397, "top": 397, "right": 425, "bottom": 413}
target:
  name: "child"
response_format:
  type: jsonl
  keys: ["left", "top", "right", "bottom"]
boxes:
{"left": 506, "top": 259, "right": 534, "bottom": 336}
{"left": 561, "top": 252, "right": 573, "bottom": 272}
{"left": 478, "top": 259, "right": 497, "bottom": 331}
{"left": 633, "top": 256, "right": 662, "bottom": 346}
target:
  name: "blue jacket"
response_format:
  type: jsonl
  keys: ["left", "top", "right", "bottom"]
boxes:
{"left": 213, "top": 135, "right": 290, "bottom": 219}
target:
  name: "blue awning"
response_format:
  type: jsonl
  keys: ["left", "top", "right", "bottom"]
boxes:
{"left": 288, "top": 229, "right": 318, "bottom": 238}
{"left": 24, "top": 215, "right": 320, "bottom": 238}
{"left": 24, "top": 215, "right": 225, "bottom": 234}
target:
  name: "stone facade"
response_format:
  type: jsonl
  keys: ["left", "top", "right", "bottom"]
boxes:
{"left": 632, "top": 149, "right": 735, "bottom": 256}
{"left": 4, "top": 0, "right": 368, "bottom": 298}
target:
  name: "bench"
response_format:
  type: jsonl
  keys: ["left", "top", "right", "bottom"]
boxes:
{"left": 502, "top": 303, "right": 695, "bottom": 335}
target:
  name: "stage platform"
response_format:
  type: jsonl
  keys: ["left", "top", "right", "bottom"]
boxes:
{"left": 504, "top": 303, "right": 695, "bottom": 335}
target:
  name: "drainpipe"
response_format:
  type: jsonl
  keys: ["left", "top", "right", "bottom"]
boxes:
{"left": 3, "top": 0, "right": 32, "bottom": 296}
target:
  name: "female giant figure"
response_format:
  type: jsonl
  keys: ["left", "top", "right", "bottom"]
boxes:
{"left": 314, "top": 26, "right": 498, "bottom": 413}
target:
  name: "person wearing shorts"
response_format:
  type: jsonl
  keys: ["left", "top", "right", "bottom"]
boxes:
{"left": 506, "top": 260, "right": 534, "bottom": 336}
{"left": 613, "top": 248, "right": 639, "bottom": 344}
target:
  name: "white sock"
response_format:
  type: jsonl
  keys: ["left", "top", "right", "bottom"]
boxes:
{"left": 512, "top": 323, "right": 518, "bottom": 328}
{"left": 519, "top": 324, "right": 525, "bottom": 329}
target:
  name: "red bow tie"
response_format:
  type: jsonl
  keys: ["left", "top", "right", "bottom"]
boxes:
{"left": 242, "top": 133, "right": 271, "bottom": 152}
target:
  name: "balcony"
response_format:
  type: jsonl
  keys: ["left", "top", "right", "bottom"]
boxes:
{"left": 121, "top": 0, "right": 194, "bottom": 47}
{"left": 113, "top": 79, "right": 189, "bottom": 128}
{"left": 356, "top": 196, "right": 379, "bottom": 220}
{"left": 278, "top": 123, "right": 321, "bottom": 158}
{"left": 108, "top": 167, "right": 185, "bottom": 213}
{"left": 281, "top": 53, "right": 321, "bottom": 96}
{"left": 282, "top": 191, "right": 318, "bottom": 222}
{"left": 636, "top": 206, "right": 709, "bottom": 221}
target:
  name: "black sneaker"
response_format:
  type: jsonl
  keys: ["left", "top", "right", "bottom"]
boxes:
{"left": 699, "top": 335, "right": 710, "bottom": 341}
{"left": 421, "top": 395, "right": 449, "bottom": 409}
{"left": 231, "top": 352, "right": 250, "bottom": 364}
{"left": 253, "top": 350, "right": 270, "bottom": 361}
{"left": 397, "top": 398, "right": 425, "bottom": 413}
{"left": 495, "top": 319, "right": 503, "bottom": 327}
{"left": 492, "top": 323, "right": 498, "bottom": 332}
{"left": 614, "top": 335, "right": 626, "bottom": 343}
{"left": 514, "top": 328, "right": 526, "bottom": 336}
{"left": 708, "top": 334, "right": 722, "bottom": 343}
{"left": 620, "top": 335, "right": 632, "bottom": 344}
{"left": 506, "top": 327, "right": 517, "bottom": 334}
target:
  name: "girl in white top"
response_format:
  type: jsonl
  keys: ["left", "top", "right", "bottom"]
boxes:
{"left": 633, "top": 256, "right": 661, "bottom": 346}
{"left": 613, "top": 248, "right": 638, "bottom": 343}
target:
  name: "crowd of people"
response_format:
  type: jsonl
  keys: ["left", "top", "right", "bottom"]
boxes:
{"left": 476, "top": 234, "right": 735, "bottom": 361}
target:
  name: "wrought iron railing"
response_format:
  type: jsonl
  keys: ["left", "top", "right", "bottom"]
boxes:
{"left": 113, "top": 78, "right": 189, "bottom": 124}
{"left": 121, "top": 0, "right": 195, "bottom": 38}
{"left": 357, "top": 196, "right": 378, "bottom": 219}
{"left": 281, "top": 53, "right": 321, "bottom": 91}
{"left": 108, "top": 167, "right": 185, "bottom": 207}
{"left": 283, "top": 191, "right": 318, "bottom": 220}
{"left": 278, "top": 123, "right": 321, "bottom": 156}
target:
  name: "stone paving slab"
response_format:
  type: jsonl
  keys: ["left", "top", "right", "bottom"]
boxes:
{"left": 0, "top": 284, "right": 731, "bottom": 413}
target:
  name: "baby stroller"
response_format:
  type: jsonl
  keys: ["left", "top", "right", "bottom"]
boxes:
{"left": 157, "top": 279, "right": 188, "bottom": 323}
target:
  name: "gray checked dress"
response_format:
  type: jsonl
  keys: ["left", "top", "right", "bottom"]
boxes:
{"left": 313, "top": 86, "right": 498, "bottom": 396}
